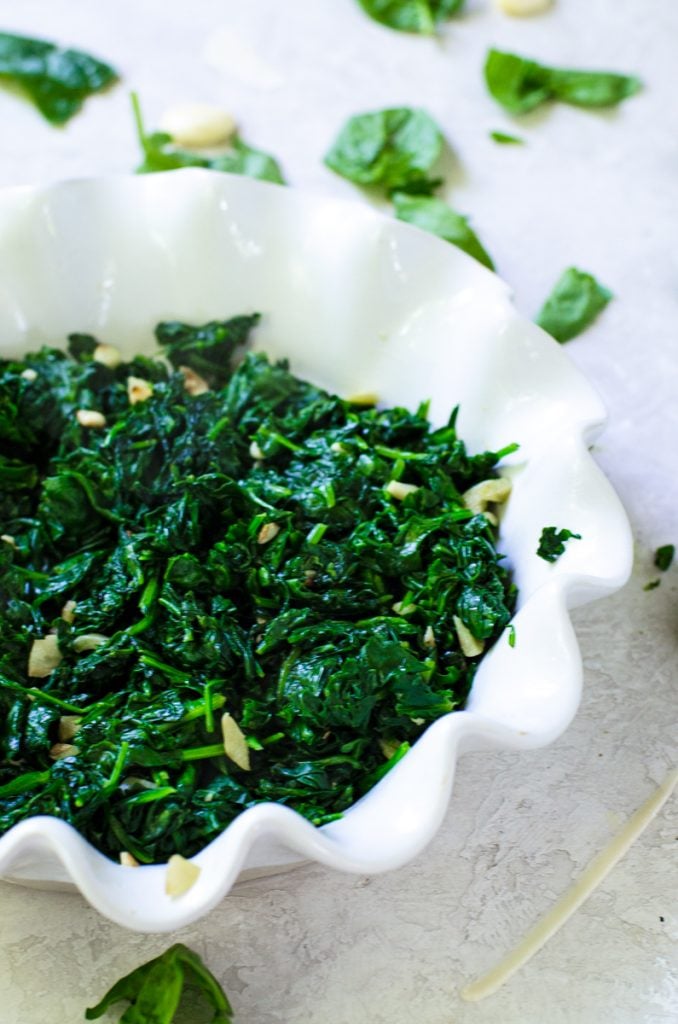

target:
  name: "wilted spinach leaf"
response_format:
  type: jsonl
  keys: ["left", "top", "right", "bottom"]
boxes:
{"left": 654, "top": 545, "right": 674, "bottom": 572}
{"left": 0, "top": 318, "right": 515, "bottom": 862}
{"left": 392, "top": 192, "right": 495, "bottom": 270}
{"left": 132, "top": 94, "right": 285, "bottom": 184}
{"left": 536, "top": 267, "right": 612, "bottom": 343}
{"left": 357, "top": 0, "right": 464, "bottom": 34}
{"left": 0, "top": 31, "right": 118, "bottom": 124}
{"left": 537, "top": 526, "right": 582, "bottom": 563}
{"left": 324, "top": 107, "right": 444, "bottom": 195}
{"left": 86, "top": 943, "right": 233, "bottom": 1023}
{"left": 484, "top": 48, "right": 641, "bottom": 115}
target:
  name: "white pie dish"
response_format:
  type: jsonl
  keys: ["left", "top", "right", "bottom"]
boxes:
{"left": 0, "top": 170, "right": 631, "bottom": 931}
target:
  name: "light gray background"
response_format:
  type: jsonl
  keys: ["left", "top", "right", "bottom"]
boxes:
{"left": 0, "top": 1, "right": 676, "bottom": 1022}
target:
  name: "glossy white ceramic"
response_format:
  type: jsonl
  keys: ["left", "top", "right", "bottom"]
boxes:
{"left": 0, "top": 171, "right": 632, "bottom": 931}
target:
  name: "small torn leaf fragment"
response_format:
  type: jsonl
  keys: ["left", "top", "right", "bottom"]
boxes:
{"left": 324, "top": 107, "right": 444, "bottom": 195}
{"left": 85, "top": 943, "right": 233, "bottom": 1023}
{"left": 392, "top": 192, "right": 495, "bottom": 270}
{"left": 536, "top": 267, "right": 612, "bottom": 343}
{"left": 537, "top": 526, "right": 582, "bottom": 563}
{"left": 490, "top": 130, "right": 525, "bottom": 145}
{"left": 131, "top": 93, "right": 284, "bottom": 184}
{"left": 0, "top": 31, "right": 118, "bottom": 124}
{"left": 654, "top": 545, "right": 674, "bottom": 572}
{"left": 643, "top": 579, "right": 660, "bottom": 591}
{"left": 484, "top": 48, "right": 641, "bottom": 115}
{"left": 356, "top": 0, "right": 465, "bottom": 35}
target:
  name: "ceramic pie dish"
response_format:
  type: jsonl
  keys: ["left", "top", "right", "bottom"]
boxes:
{"left": 0, "top": 170, "right": 632, "bottom": 931}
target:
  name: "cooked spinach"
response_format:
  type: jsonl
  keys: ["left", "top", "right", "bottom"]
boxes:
{"left": 392, "top": 192, "right": 495, "bottom": 270}
{"left": 324, "top": 107, "right": 444, "bottom": 195}
{"left": 356, "top": 0, "right": 465, "bottom": 34}
{"left": 536, "top": 526, "right": 582, "bottom": 563}
{"left": 0, "top": 31, "right": 118, "bottom": 124}
{"left": 132, "top": 94, "right": 284, "bottom": 184}
{"left": 654, "top": 545, "right": 674, "bottom": 572}
{"left": 86, "top": 944, "right": 233, "bottom": 1023}
{"left": 484, "top": 49, "right": 641, "bottom": 115}
{"left": 0, "top": 317, "right": 516, "bottom": 863}
{"left": 536, "top": 267, "right": 612, "bottom": 343}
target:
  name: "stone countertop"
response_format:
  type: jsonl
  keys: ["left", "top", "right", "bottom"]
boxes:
{"left": 0, "top": 1, "right": 676, "bottom": 1022}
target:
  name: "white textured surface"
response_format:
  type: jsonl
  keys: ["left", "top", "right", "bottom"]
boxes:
{"left": 0, "top": 0, "right": 676, "bottom": 1021}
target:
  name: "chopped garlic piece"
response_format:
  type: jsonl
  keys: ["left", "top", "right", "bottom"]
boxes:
{"left": 58, "top": 716, "right": 81, "bottom": 742}
{"left": 93, "top": 343, "right": 122, "bottom": 369}
{"left": 453, "top": 616, "right": 485, "bottom": 658}
{"left": 330, "top": 441, "right": 346, "bottom": 454}
{"left": 379, "top": 738, "right": 402, "bottom": 759}
{"left": 180, "top": 365, "right": 210, "bottom": 396}
{"left": 159, "top": 103, "right": 237, "bottom": 149}
{"left": 221, "top": 712, "right": 251, "bottom": 770}
{"left": 127, "top": 376, "right": 153, "bottom": 405}
{"left": 76, "top": 409, "right": 107, "bottom": 429}
{"left": 73, "top": 633, "right": 109, "bottom": 653}
{"left": 1, "top": 534, "right": 16, "bottom": 548}
{"left": 165, "top": 854, "right": 201, "bottom": 897}
{"left": 61, "top": 599, "right": 77, "bottom": 623}
{"left": 392, "top": 601, "right": 417, "bottom": 616}
{"left": 50, "top": 743, "right": 79, "bottom": 760}
{"left": 28, "top": 635, "right": 62, "bottom": 677}
{"left": 257, "top": 521, "right": 280, "bottom": 545}
{"left": 249, "top": 440, "right": 264, "bottom": 460}
{"left": 462, "top": 477, "right": 511, "bottom": 517}
{"left": 423, "top": 625, "right": 436, "bottom": 648}
{"left": 386, "top": 480, "right": 419, "bottom": 501}
{"left": 20, "top": 368, "right": 38, "bottom": 382}
{"left": 495, "top": 0, "right": 552, "bottom": 14}
{"left": 119, "top": 851, "right": 140, "bottom": 868}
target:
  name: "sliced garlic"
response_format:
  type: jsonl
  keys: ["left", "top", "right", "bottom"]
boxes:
{"left": 76, "top": 409, "right": 107, "bottom": 429}
{"left": 49, "top": 743, "right": 79, "bottom": 760}
{"left": 386, "top": 480, "right": 419, "bottom": 501}
{"left": 1, "top": 534, "right": 17, "bottom": 548}
{"left": 127, "top": 376, "right": 153, "bottom": 405}
{"left": 73, "top": 633, "right": 109, "bottom": 653}
{"left": 221, "top": 712, "right": 251, "bottom": 771}
{"left": 159, "top": 103, "right": 237, "bottom": 149}
{"left": 495, "top": 0, "right": 552, "bottom": 14}
{"left": 257, "top": 522, "right": 280, "bottom": 545}
{"left": 119, "top": 851, "right": 140, "bottom": 868}
{"left": 423, "top": 625, "right": 436, "bottom": 648}
{"left": 392, "top": 601, "right": 417, "bottom": 616}
{"left": 453, "top": 616, "right": 485, "bottom": 658}
{"left": 462, "top": 477, "right": 511, "bottom": 517}
{"left": 20, "top": 368, "right": 38, "bottom": 382}
{"left": 61, "top": 599, "right": 77, "bottom": 623}
{"left": 28, "top": 635, "right": 62, "bottom": 678}
{"left": 93, "top": 343, "right": 122, "bottom": 369}
{"left": 165, "top": 854, "right": 201, "bottom": 897}
{"left": 249, "top": 440, "right": 265, "bottom": 460}
{"left": 379, "top": 738, "right": 402, "bottom": 759}
{"left": 180, "top": 365, "right": 210, "bottom": 396}
{"left": 58, "top": 716, "right": 81, "bottom": 742}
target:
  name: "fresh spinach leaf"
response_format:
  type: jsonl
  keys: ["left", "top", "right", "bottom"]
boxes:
{"left": 489, "top": 130, "right": 525, "bottom": 145}
{"left": 86, "top": 943, "right": 233, "bottom": 1023}
{"left": 484, "top": 48, "right": 641, "bottom": 115}
{"left": 654, "top": 545, "right": 674, "bottom": 572}
{"left": 357, "top": 0, "right": 464, "bottom": 34}
{"left": 536, "top": 526, "right": 582, "bottom": 563}
{"left": 324, "top": 107, "right": 444, "bottom": 194}
{"left": 132, "top": 94, "right": 285, "bottom": 184}
{"left": 392, "top": 192, "right": 495, "bottom": 269}
{"left": 536, "top": 267, "right": 612, "bottom": 343}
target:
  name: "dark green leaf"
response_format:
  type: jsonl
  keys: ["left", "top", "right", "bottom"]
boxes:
{"left": 392, "top": 192, "right": 495, "bottom": 270}
{"left": 324, "top": 107, "right": 444, "bottom": 194}
{"left": 484, "top": 48, "right": 641, "bottom": 115}
{"left": 654, "top": 545, "right": 674, "bottom": 572}
{"left": 536, "top": 526, "right": 582, "bottom": 563}
{"left": 0, "top": 31, "right": 117, "bottom": 124}
{"left": 356, "top": 0, "right": 464, "bottom": 34}
{"left": 536, "top": 267, "right": 612, "bottom": 343}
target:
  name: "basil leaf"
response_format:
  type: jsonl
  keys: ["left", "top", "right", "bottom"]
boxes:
{"left": 357, "top": 0, "right": 464, "bottom": 34}
{"left": 536, "top": 527, "right": 582, "bottom": 563}
{"left": 484, "top": 48, "right": 641, "bottom": 115}
{"left": 536, "top": 267, "right": 612, "bottom": 343}
{"left": 0, "top": 31, "right": 117, "bottom": 124}
{"left": 489, "top": 130, "right": 525, "bottom": 145}
{"left": 324, "top": 107, "right": 443, "bottom": 194}
{"left": 132, "top": 94, "right": 284, "bottom": 184}
{"left": 392, "top": 192, "right": 494, "bottom": 269}
{"left": 86, "top": 944, "right": 233, "bottom": 1023}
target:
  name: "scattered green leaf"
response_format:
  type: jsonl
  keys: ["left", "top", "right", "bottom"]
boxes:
{"left": 484, "top": 48, "right": 641, "bottom": 115}
{"left": 356, "top": 0, "right": 464, "bottom": 34}
{"left": 0, "top": 31, "right": 118, "bottom": 124}
{"left": 643, "top": 579, "right": 660, "bottom": 592}
{"left": 537, "top": 526, "right": 582, "bottom": 563}
{"left": 131, "top": 94, "right": 284, "bottom": 184}
{"left": 489, "top": 130, "right": 525, "bottom": 145}
{"left": 392, "top": 192, "right": 495, "bottom": 270}
{"left": 507, "top": 623, "right": 516, "bottom": 648}
{"left": 324, "top": 107, "right": 444, "bottom": 195}
{"left": 654, "top": 545, "right": 674, "bottom": 572}
{"left": 86, "top": 943, "right": 233, "bottom": 1023}
{"left": 536, "top": 267, "right": 612, "bottom": 343}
